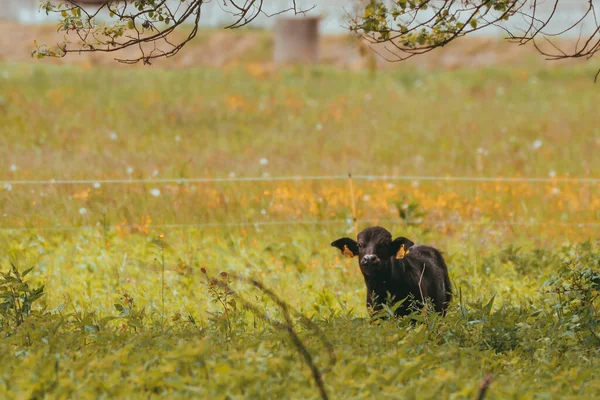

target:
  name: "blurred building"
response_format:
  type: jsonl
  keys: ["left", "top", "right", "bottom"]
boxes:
{"left": 0, "top": 0, "right": 37, "bottom": 22}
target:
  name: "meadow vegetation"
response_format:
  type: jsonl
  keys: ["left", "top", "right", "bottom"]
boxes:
{"left": 0, "top": 59, "right": 599, "bottom": 398}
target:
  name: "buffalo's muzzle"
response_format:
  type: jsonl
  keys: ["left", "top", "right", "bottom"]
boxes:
{"left": 361, "top": 254, "right": 380, "bottom": 266}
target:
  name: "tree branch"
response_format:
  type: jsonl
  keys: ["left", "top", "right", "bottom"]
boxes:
{"left": 34, "top": 0, "right": 600, "bottom": 76}
{"left": 35, "top": 0, "right": 308, "bottom": 64}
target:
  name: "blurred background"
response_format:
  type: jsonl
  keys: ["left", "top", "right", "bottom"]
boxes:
{"left": 3, "top": 0, "right": 599, "bottom": 35}
{"left": 1, "top": 0, "right": 599, "bottom": 238}
{"left": 2, "top": 0, "right": 600, "bottom": 68}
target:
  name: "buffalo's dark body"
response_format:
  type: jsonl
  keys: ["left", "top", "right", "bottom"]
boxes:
{"left": 362, "top": 243, "right": 452, "bottom": 316}
{"left": 332, "top": 226, "right": 452, "bottom": 317}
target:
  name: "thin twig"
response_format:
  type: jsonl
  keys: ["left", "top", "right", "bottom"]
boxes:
{"left": 213, "top": 273, "right": 336, "bottom": 400}
{"left": 476, "top": 374, "right": 494, "bottom": 400}
{"left": 418, "top": 263, "right": 428, "bottom": 321}
{"left": 588, "top": 327, "right": 600, "bottom": 344}
{"left": 41, "top": 0, "right": 309, "bottom": 64}
{"left": 348, "top": 173, "right": 358, "bottom": 237}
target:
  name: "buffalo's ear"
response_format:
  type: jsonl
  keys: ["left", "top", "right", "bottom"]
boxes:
{"left": 391, "top": 237, "right": 415, "bottom": 259}
{"left": 331, "top": 238, "right": 358, "bottom": 258}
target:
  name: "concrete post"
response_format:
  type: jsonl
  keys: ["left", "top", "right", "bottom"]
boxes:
{"left": 273, "top": 16, "right": 320, "bottom": 65}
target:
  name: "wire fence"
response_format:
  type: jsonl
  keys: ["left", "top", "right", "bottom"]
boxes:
{"left": 3, "top": 174, "right": 600, "bottom": 186}
{"left": 2, "top": 219, "right": 600, "bottom": 233}
{"left": 2, "top": 173, "right": 599, "bottom": 233}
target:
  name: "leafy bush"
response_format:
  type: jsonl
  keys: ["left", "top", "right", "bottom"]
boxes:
{"left": 0, "top": 264, "right": 44, "bottom": 332}
{"left": 545, "top": 242, "right": 600, "bottom": 347}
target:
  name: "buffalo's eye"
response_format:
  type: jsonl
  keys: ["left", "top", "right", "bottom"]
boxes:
{"left": 357, "top": 242, "right": 364, "bottom": 249}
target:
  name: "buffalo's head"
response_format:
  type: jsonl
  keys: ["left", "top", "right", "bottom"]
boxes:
{"left": 331, "top": 226, "right": 414, "bottom": 277}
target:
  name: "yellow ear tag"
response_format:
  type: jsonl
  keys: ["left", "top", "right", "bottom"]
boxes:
{"left": 343, "top": 245, "right": 355, "bottom": 258}
{"left": 396, "top": 244, "right": 410, "bottom": 259}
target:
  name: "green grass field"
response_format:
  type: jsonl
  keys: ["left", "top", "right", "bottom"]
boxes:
{"left": 1, "top": 61, "right": 600, "bottom": 399}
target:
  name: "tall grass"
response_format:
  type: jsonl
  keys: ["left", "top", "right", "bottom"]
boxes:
{"left": 0, "top": 61, "right": 599, "bottom": 398}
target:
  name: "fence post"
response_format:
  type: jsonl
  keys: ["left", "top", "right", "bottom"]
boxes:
{"left": 347, "top": 173, "right": 358, "bottom": 236}
{"left": 273, "top": 16, "right": 320, "bottom": 65}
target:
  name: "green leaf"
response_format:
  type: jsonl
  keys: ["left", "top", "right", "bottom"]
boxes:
{"left": 99, "top": 316, "right": 118, "bottom": 325}
{"left": 483, "top": 294, "right": 496, "bottom": 316}
{"left": 470, "top": 18, "right": 478, "bottom": 29}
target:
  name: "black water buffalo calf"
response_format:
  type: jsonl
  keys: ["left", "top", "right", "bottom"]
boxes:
{"left": 331, "top": 226, "right": 451, "bottom": 317}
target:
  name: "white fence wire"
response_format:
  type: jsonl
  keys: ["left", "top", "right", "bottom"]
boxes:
{"left": 1, "top": 219, "right": 600, "bottom": 233}
{"left": 2, "top": 174, "right": 600, "bottom": 186}
{"left": 1, "top": 174, "right": 599, "bottom": 233}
